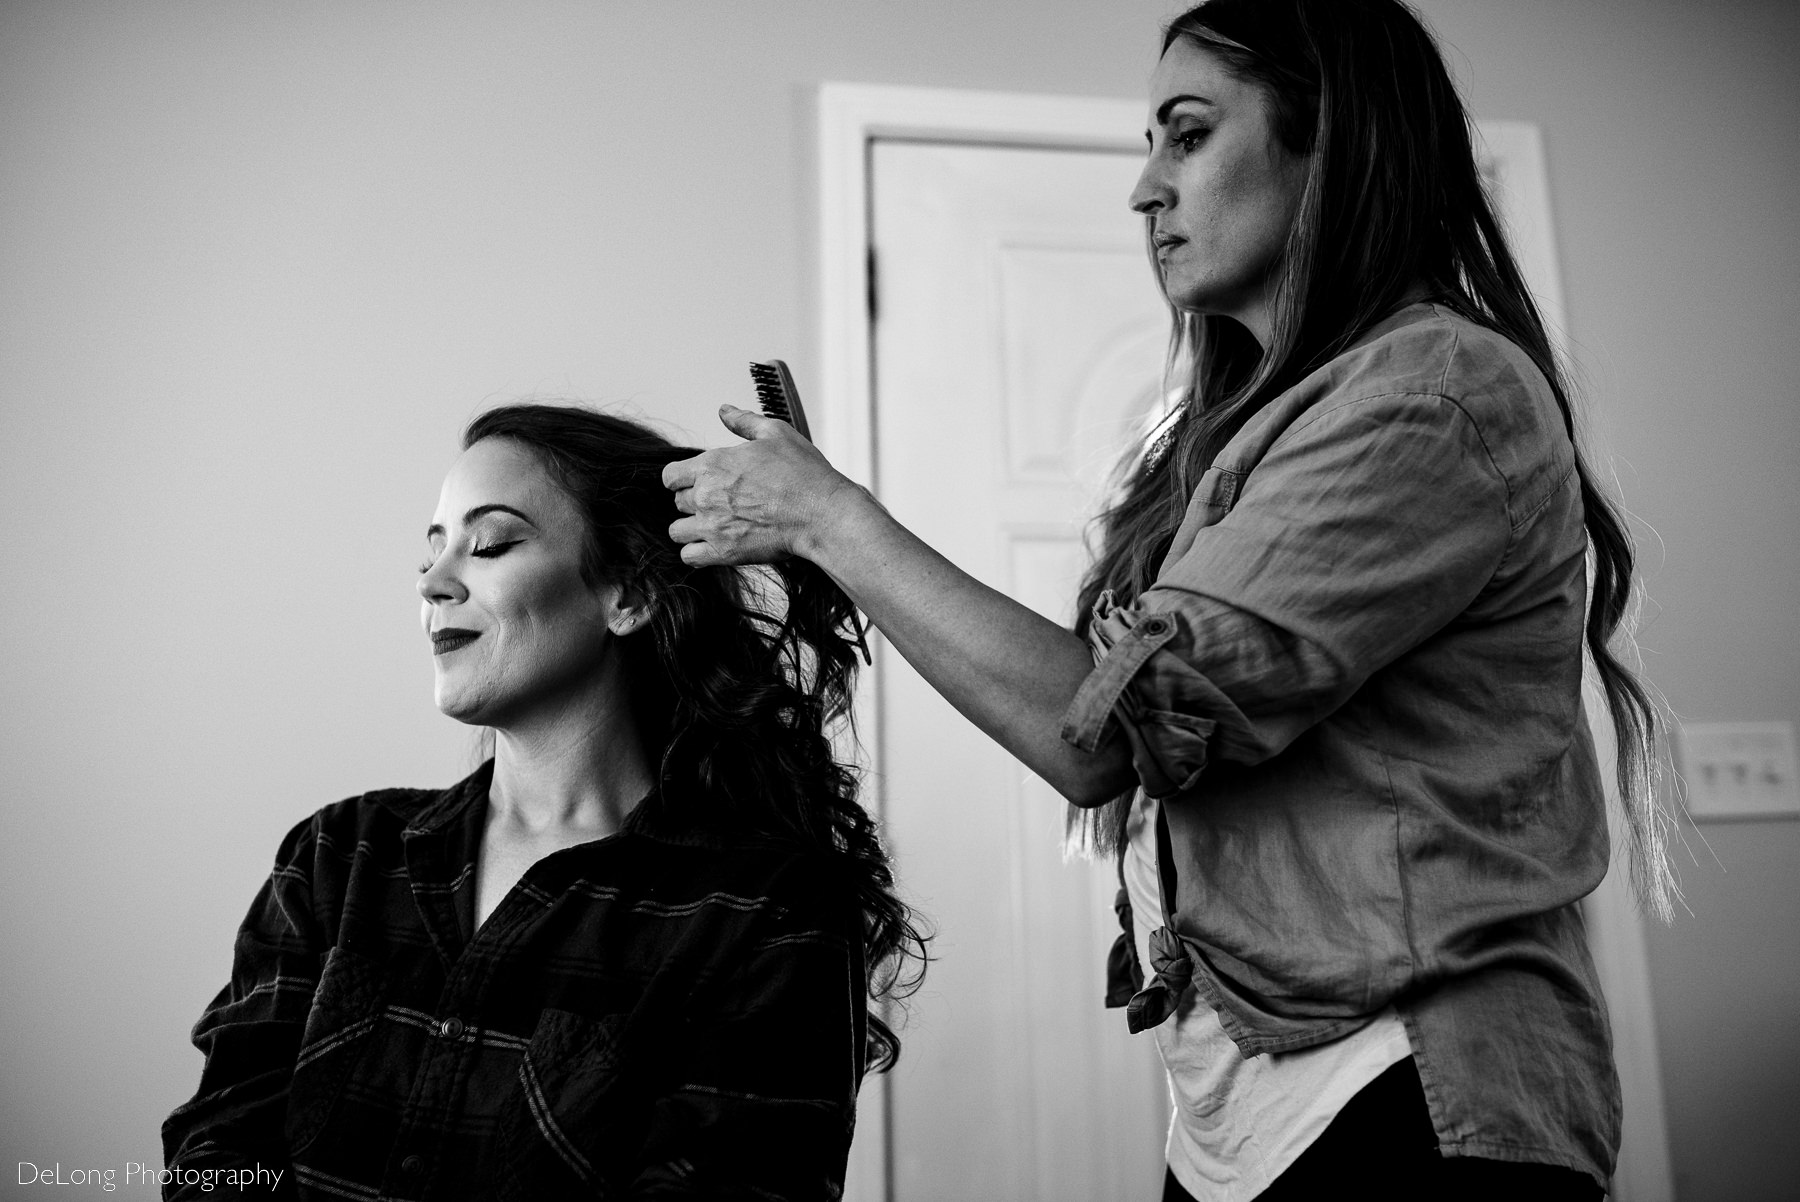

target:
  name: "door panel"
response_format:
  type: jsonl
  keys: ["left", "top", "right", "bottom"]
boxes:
{"left": 870, "top": 139, "right": 1170, "bottom": 1202}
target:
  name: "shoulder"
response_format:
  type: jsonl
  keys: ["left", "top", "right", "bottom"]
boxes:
{"left": 1301, "top": 305, "right": 1547, "bottom": 418}
{"left": 732, "top": 845, "right": 864, "bottom": 967}
{"left": 307, "top": 784, "right": 451, "bottom": 840}
{"left": 647, "top": 827, "right": 860, "bottom": 936}
{"left": 1307, "top": 300, "right": 1514, "bottom": 383}
{"left": 1278, "top": 305, "right": 1577, "bottom": 521}
{"left": 755, "top": 844, "right": 860, "bottom": 923}
{"left": 274, "top": 775, "right": 473, "bottom": 868}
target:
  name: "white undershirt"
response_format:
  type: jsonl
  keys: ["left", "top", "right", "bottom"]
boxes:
{"left": 1123, "top": 791, "right": 1412, "bottom": 1202}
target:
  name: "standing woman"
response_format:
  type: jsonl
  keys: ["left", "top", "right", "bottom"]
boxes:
{"left": 666, "top": 0, "right": 1671, "bottom": 1198}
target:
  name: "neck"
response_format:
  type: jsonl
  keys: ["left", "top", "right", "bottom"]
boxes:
{"left": 1232, "top": 278, "right": 1435, "bottom": 357}
{"left": 486, "top": 679, "right": 655, "bottom": 837}
{"left": 1235, "top": 297, "right": 1274, "bottom": 352}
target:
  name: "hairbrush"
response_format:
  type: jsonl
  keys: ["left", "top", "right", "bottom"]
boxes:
{"left": 749, "top": 359, "right": 813, "bottom": 441}
{"left": 746, "top": 358, "right": 870, "bottom": 664}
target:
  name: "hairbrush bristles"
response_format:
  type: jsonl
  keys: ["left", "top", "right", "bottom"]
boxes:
{"left": 749, "top": 359, "right": 812, "bottom": 441}
{"left": 748, "top": 363, "right": 789, "bottom": 420}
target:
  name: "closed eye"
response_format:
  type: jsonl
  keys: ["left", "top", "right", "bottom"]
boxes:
{"left": 417, "top": 539, "right": 521, "bottom": 572}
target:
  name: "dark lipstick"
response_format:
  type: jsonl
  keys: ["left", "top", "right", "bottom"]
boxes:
{"left": 431, "top": 628, "right": 480, "bottom": 656}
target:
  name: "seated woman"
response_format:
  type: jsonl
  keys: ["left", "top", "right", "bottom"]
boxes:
{"left": 162, "top": 404, "right": 924, "bottom": 1201}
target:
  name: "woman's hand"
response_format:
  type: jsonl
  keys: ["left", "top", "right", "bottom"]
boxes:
{"left": 667, "top": 404, "right": 1133, "bottom": 805}
{"left": 662, "top": 405, "right": 862, "bottom": 567}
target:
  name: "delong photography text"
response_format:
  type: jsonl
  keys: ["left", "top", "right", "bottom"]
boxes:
{"left": 17, "top": 1162, "right": 286, "bottom": 1193}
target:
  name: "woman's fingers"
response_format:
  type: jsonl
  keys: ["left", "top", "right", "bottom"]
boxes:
{"left": 661, "top": 407, "right": 845, "bottom": 565}
{"left": 719, "top": 403, "right": 785, "bottom": 441}
{"left": 661, "top": 456, "right": 699, "bottom": 491}
{"left": 677, "top": 541, "right": 722, "bottom": 568}
{"left": 669, "top": 514, "right": 725, "bottom": 566}
{"left": 667, "top": 508, "right": 778, "bottom": 567}
{"left": 664, "top": 450, "right": 771, "bottom": 563}
{"left": 659, "top": 411, "right": 797, "bottom": 502}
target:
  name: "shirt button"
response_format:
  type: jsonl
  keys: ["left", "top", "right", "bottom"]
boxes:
{"left": 438, "top": 1017, "right": 465, "bottom": 1039}
{"left": 401, "top": 1155, "right": 424, "bottom": 1175}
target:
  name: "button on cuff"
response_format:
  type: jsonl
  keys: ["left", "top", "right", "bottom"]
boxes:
{"left": 1060, "top": 608, "right": 1183, "bottom": 752}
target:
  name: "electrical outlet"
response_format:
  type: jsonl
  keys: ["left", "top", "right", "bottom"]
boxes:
{"left": 1675, "top": 720, "right": 1800, "bottom": 819}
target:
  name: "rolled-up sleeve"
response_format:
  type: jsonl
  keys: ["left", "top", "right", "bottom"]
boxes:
{"left": 1061, "top": 391, "right": 1513, "bottom": 797}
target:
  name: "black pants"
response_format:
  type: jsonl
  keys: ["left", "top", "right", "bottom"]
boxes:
{"left": 1160, "top": 1058, "right": 1604, "bottom": 1202}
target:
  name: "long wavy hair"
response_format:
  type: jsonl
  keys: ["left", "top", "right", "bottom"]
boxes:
{"left": 464, "top": 403, "right": 928, "bottom": 1068}
{"left": 1072, "top": 0, "right": 1678, "bottom": 920}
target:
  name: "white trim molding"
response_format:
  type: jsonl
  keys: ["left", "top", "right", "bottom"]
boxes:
{"left": 1475, "top": 120, "right": 1570, "bottom": 351}
{"left": 1481, "top": 119, "right": 1672, "bottom": 1200}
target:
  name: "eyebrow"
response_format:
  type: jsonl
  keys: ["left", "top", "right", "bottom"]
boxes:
{"left": 1153, "top": 93, "right": 1215, "bottom": 126}
{"left": 426, "top": 503, "right": 538, "bottom": 540}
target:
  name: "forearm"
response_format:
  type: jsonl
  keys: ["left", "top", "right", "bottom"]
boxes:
{"left": 166, "top": 830, "right": 319, "bottom": 1198}
{"left": 663, "top": 410, "right": 1134, "bottom": 802}
{"left": 163, "top": 1003, "right": 302, "bottom": 1200}
{"left": 804, "top": 483, "right": 1134, "bottom": 805}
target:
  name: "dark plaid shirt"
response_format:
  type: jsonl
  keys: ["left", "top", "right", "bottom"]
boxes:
{"left": 164, "top": 761, "right": 866, "bottom": 1200}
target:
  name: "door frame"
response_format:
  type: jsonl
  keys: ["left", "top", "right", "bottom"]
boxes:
{"left": 816, "top": 81, "right": 1145, "bottom": 1202}
{"left": 1474, "top": 121, "right": 1676, "bottom": 1202}
{"left": 815, "top": 81, "right": 1672, "bottom": 1202}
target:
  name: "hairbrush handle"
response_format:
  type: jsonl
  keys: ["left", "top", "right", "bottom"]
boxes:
{"left": 748, "top": 359, "right": 813, "bottom": 442}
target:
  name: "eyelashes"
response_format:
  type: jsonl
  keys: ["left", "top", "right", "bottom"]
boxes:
{"left": 417, "top": 540, "right": 522, "bottom": 574}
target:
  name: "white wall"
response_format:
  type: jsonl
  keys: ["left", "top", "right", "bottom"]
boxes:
{"left": 1, "top": 2, "right": 1792, "bottom": 1199}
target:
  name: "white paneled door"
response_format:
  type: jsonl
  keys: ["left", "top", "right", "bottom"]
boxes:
{"left": 868, "top": 139, "right": 1171, "bottom": 1202}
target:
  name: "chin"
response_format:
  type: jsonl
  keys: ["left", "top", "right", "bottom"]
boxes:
{"left": 433, "top": 681, "right": 493, "bottom": 727}
{"left": 435, "top": 700, "right": 485, "bottom": 727}
{"left": 1167, "top": 284, "right": 1231, "bottom": 317}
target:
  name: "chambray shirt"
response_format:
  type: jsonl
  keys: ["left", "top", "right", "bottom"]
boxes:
{"left": 163, "top": 761, "right": 866, "bottom": 1201}
{"left": 1061, "top": 303, "right": 1620, "bottom": 1183}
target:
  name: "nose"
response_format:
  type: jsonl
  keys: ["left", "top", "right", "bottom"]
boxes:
{"left": 416, "top": 554, "right": 466, "bottom": 605}
{"left": 1130, "top": 152, "right": 1171, "bottom": 216}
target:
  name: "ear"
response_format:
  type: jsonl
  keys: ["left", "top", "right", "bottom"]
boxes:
{"left": 606, "top": 580, "right": 657, "bottom": 637}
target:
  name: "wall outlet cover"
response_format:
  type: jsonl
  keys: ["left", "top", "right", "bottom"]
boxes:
{"left": 1675, "top": 720, "right": 1800, "bottom": 819}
